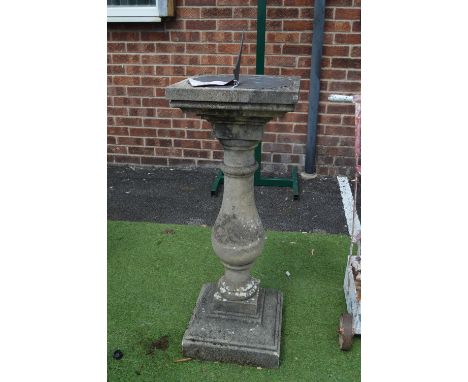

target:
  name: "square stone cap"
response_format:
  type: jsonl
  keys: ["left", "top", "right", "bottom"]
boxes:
{"left": 166, "top": 75, "right": 300, "bottom": 105}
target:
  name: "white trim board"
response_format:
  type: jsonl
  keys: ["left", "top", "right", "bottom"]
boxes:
{"left": 107, "top": 0, "right": 172, "bottom": 22}
{"left": 337, "top": 176, "right": 361, "bottom": 238}
{"left": 107, "top": 6, "right": 159, "bottom": 17}
{"left": 107, "top": 16, "right": 162, "bottom": 22}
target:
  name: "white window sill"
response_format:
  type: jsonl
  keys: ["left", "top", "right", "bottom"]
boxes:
{"left": 107, "top": 16, "right": 162, "bottom": 22}
{"left": 107, "top": 6, "right": 163, "bottom": 23}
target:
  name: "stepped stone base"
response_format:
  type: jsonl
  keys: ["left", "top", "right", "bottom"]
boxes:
{"left": 182, "top": 283, "right": 283, "bottom": 368}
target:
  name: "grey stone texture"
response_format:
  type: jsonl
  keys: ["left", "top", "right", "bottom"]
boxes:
{"left": 165, "top": 75, "right": 300, "bottom": 105}
{"left": 182, "top": 283, "right": 283, "bottom": 368}
{"left": 166, "top": 75, "right": 300, "bottom": 368}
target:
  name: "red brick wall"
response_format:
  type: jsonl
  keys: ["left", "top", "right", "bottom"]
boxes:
{"left": 107, "top": 0, "right": 361, "bottom": 176}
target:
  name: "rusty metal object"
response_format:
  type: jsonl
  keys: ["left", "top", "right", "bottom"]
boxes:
{"left": 338, "top": 313, "right": 353, "bottom": 351}
{"left": 232, "top": 31, "right": 244, "bottom": 87}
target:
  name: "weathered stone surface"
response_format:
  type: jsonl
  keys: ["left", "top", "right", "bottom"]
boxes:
{"left": 182, "top": 283, "right": 283, "bottom": 368}
{"left": 166, "top": 75, "right": 299, "bottom": 368}
{"left": 165, "top": 75, "right": 300, "bottom": 105}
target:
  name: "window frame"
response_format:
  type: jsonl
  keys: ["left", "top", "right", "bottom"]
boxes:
{"left": 107, "top": 0, "right": 174, "bottom": 22}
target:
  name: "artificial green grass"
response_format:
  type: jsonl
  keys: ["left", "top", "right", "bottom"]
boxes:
{"left": 108, "top": 221, "right": 360, "bottom": 381}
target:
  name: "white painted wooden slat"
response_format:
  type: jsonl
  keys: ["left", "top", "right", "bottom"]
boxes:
{"left": 337, "top": 176, "right": 361, "bottom": 239}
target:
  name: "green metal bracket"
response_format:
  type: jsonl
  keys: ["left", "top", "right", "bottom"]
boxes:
{"left": 211, "top": 169, "right": 224, "bottom": 196}
{"left": 210, "top": 0, "right": 299, "bottom": 200}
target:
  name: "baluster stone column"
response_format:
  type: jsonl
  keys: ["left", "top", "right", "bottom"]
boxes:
{"left": 166, "top": 75, "right": 300, "bottom": 368}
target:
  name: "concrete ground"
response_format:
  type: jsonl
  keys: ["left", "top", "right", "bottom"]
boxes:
{"left": 108, "top": 165, "right": 356, "bottom": 235}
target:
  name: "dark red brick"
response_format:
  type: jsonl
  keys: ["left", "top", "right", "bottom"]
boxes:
{"left": 201, "top": 31, "right": 233, "bottom": 42}
{"left": 283, "top": 20, "right": 312, "bottom": 31}
{"left": 129, "top": 128, "right": 157, "bottom": 137}
{"left": 218, "top": 20, "right": 250, "bottom": 31}
{"left": 107, "top": 145, "right": 127, "bottom": 154}
{"left": 174, "top": 139, "right": 202, "bottom": 149}
{"left": 156, "top": 147, "right": 183, "bottom": 157}
{"left": 267, "top": 32, "right": 300, "bottom": 44}
{"left": 156, "top": 66, "right": 186, "bottom": 76}
{"left": 128, "top": 108, "right": 157, "bottom": 117}
{"left": 325, "top": 126, "right": 355, "bottom": 136}
{"left": 332, "top": 58, "right": 361, "bottom": 69}
{"left": 284, "top": 0, "right": 314, "bottom": 4}
{"left": 218, "top": 0, "right": 246, "bottom": 4}
{"left": 282, "top": 45, "right": 311, "bottom": 56}
{"left": 168, "top": 158, "right": 196, "bottom": 166}
{"left": 186, "top": 130, "right": 212, "bottom": 139}
{"left": 186, "top": 43, "right": 216, "bottom": 54}
{"left": 108, "top": 43, "right": 125, "bottom": 53}
{"left": 233, "top": 8, "right": 257, "bottom": 19}
{"left": 321, "top": 69, "right": 347, "bottom": 80}
{"left": 335, "top": 33, "right": 361, "bottom": 45}
{"left": 201, "top": 8, "right": 232, "bottom": 18}
{"left": 115, "top": 117, "right": 142, "bottom": 127}
{"left": 145, "top": 138, "right": 172, "bottom": 147}
{"left": 183, "top": 149, "right": 210, "bottom": 159}
{"left": 158, "top": 129, "right": 186, "bottom": 138}
{"left": 351, "top": 46, "right": 361, "bottom": 57}
{"left": 115, "top": 155, "right": 140, "bottom": 164}
{"left": 155, "top": 43, "right": 185, "bottom": 53}
{"left": 117, "top": 137, "right": 144, "bottom": 146}
{"left": 347, "top": 70, "right": 361, "bottom": 80}
{"left": 108, "top": 126, "right": 129, "bottom": 136}
{"left": 276, "top": 134, "right": 306, "bottom": 144}
{"left": 112, "top": 54, "right": 141, "bottom": 64}
{"left": 141, "top": 55, "right": 170, "bottom": 65}
{"left": 267, "top": 8, "right": 299, "bottom": 19}
{"left": 325, "top": 21, "right": 352, "bottom": 32}
{"left": 262, "top": 143, "right": 293, "bottom": 153}
{"left": 266, "top": 56, "right": 296, "bottom": 67}
{"left": 326, "top": 103, "right": 356, "bottom": 114}
{"left": 352, "top": 21, "right": 361, "bottom": 32}
{"left": 186, "top": 20, "right": 217, "bottom": 30}
{"left": 177, "top": 7, "right": 201, "bottom": 19}
{"left": 158, "top": 108, "right": 184, "bottom": 118}
{"left": 128, "top": 147, "right": 154, "bottom": 155}
{"left": 126, "top": 65, "right": 155, "bottom": 75}
{"left": 323, "top": 45, "right": 350, "bottom": 57}
{"left": 184, "top": 0, "right": 216, "bottom": 5}
{"left": 113, "top": 76, "right": 140, "bottom": 86}
{"left": 140, "top": 76, "right": 170, "bottom": 87}
{"left": 170, "top": 31, "right": 201, "bottom": 42}
{"left": 113, "top": 97, "right": 140, "bottom": 107}
{"left": 107, "top": 107, "right": 127, "bottom": 116}
{"left": 335, "top": 8, "right": 361, "bottom": 20}
{"left": 127, "top": 87, "right": 154, "bottom": 97}
{"left": 127, "top": 43, "right": 155, "bottom": 53}
{"left": 143, "top": 118, "right": 171, "bottom": 128}
{"left": 329, "top": 81, "right": 361, "bottom": 92}
{"left": 141, "top": 31, "right": 169, "bottom": 41}
{"left": 202, "top": 140, "right": 222, "bottom": 150}
{"left": 111, "top": 31, "right": 140, "bottom": 41}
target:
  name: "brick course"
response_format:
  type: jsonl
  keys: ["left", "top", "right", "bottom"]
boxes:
{"left": 107, "top": 0, "right": 361, "bottom": 176}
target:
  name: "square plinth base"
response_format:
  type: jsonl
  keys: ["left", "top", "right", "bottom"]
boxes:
{"left": 182, "top": 283, "right": 283, "bottom": 368}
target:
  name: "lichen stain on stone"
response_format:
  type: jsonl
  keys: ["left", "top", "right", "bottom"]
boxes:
{"left": 213, "top": 213, "right": 262, "bottom": 245}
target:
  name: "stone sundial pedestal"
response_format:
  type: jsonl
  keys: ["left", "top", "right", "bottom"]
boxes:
{"left": 166, "top": 74, "right": 300, "bottom": 368}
